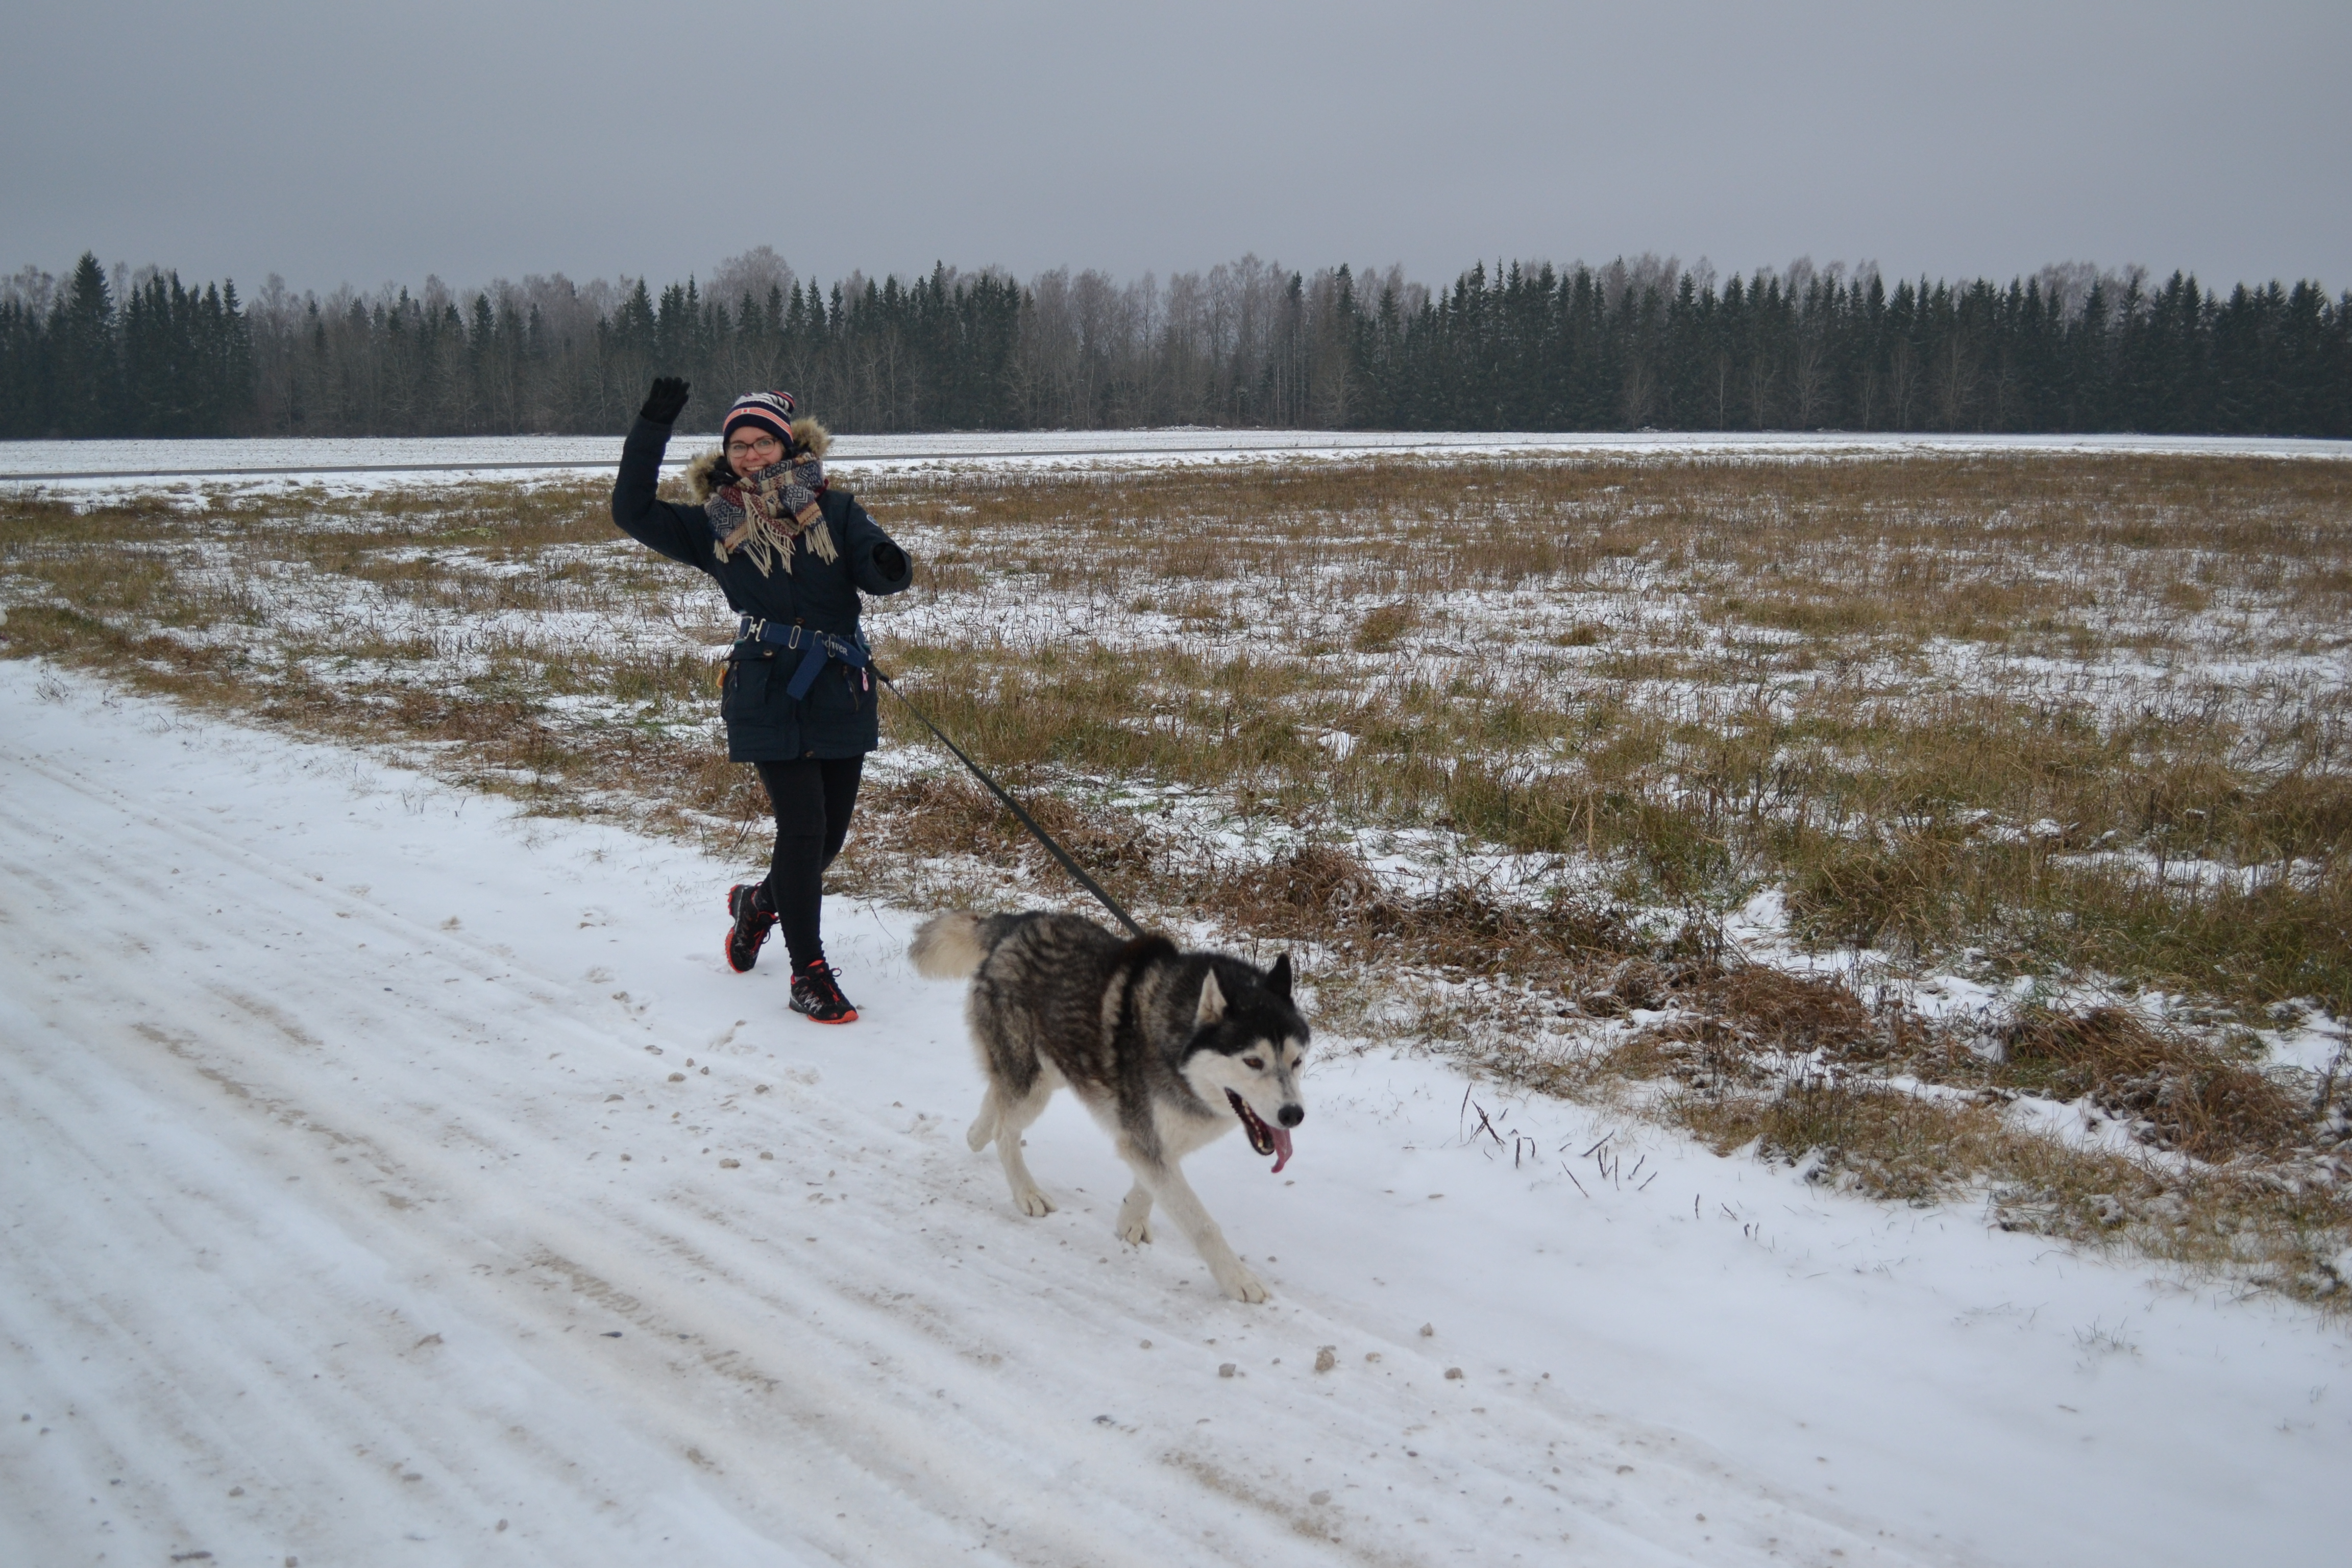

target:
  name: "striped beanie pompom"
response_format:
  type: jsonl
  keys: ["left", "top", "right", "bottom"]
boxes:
{"left": 722, "top": 390, "right": 800, "bottom": 447}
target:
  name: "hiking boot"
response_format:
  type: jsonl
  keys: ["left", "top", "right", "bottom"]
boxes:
{"left": 789, "top": 958, "right": 859, "bottom": 1024}
{"left": 724, "top": 883, "right": 776, "bottom": 973}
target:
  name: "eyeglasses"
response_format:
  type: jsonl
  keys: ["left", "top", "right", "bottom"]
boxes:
{"left": 726, "top": 434, "right": 784, "bottom": 460}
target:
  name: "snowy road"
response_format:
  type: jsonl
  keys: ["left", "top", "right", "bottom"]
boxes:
{"left": 2, "top": 661, "right": 2345, "bottom": 1566}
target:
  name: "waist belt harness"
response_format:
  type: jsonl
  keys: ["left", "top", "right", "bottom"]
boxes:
{"left": 736, "top": 617, "right": 872, "bottom": 700}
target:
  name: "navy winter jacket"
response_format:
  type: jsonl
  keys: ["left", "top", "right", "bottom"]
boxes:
{"left": 610, "top": 415, "right": 913, "bottom": 762}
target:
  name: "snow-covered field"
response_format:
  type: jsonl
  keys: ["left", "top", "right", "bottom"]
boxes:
{"left": 6, "top": 427, "right": 2348, "bottom": 493}
{"left": 4, "top": 658, "right": 2345, "bottom": 1567}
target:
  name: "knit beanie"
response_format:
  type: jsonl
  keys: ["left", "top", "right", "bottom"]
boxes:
{"left": 722, "top": 390, "right": 799, "bottom": 447}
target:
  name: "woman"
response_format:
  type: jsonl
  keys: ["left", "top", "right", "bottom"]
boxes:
{"left": 611, "top": 376, "right": 912, "bottom": 1023}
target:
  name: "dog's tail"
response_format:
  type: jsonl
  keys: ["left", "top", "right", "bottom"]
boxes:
{"left": 910, "top": 912, "right": 989, "bottom": 981}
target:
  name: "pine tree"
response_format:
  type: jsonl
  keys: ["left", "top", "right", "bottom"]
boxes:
{"left": 50, "top": 252, "right": 118, "bottom": 436}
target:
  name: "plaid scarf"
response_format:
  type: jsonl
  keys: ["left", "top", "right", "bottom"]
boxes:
{"left": 706, "top": 451, "right": 837, "bottom": 577}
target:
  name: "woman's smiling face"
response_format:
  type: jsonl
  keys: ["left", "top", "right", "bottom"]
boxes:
{"left": 725, "top": 428, "right": 786, "bottom": 471}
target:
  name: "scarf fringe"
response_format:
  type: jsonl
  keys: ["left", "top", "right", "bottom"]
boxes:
{"left": 716, "top": 512, "right": 837, "bottom": 576}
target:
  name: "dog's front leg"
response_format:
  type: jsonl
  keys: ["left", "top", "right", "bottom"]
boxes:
{"left": 1115, "top": 1183, "right": 1155, "bottom": 1245}
{"left": 1121, "top": 1149, "right": 1266, "bottom": 1303}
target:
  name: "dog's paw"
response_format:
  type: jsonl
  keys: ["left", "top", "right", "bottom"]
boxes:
{"left": 1217, "top": 1265, "right": 1269, "bottom": 1304}
{"left": 1117, "top": 1214, "right": 1154, "bottom": 1246}
{"left": 1014, "top": 1187, "right": 1056, "bottom": 1217}
{"left": 966, "top": 1117, "right": 995, "bottom": 1152}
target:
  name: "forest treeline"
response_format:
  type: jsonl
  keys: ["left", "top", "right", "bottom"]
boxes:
{"left": 4, "top": 246, "right": 2347, "bottom": 439}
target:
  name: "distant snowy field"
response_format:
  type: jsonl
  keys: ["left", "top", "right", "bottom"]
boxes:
{"left": 5, "top": 427, "right": 2349, "bottom": 497}
{"left": 3, "top": 662, "right": 2347, "bottom": 1567}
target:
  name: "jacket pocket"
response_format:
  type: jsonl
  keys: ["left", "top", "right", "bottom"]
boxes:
{"left": 721, "top": 654, "right": 771, "bottom": 722}
{"left": 803, "top": 660, "right": 865, "bottom": 715}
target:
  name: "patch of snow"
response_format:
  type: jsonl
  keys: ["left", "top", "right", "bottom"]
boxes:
{"left": 2266, "top": 1014, "right": 2349, "bottom": 1076}
{"left": 2002, "top": 1094, "right": 2178, "bottom": 1162}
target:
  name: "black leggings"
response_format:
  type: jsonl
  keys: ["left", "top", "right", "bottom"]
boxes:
{"left": 753, "top": 756, "right": 865, "bottom": 969}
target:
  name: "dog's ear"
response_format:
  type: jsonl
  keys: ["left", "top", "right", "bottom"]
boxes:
{"left": 1266, "top": 952, "right": 1292, "bottom": 1000}
{"left": 1195, "top": 969, "right": 1227, "bottom": 1028}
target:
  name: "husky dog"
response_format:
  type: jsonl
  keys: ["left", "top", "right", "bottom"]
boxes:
{"left": 910, "top": 911, "right": 1308, "bottom": 1303}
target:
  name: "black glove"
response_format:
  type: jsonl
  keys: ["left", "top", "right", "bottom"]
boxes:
{"left": 871, "top": 540, "right": 909, "bottom": 581}
{"left": 639, "top": 376, "right": 690, "bottom": 425}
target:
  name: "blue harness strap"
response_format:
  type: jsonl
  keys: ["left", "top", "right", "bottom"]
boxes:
{"left": 737, "top": 617, "right": 871, "bottom": 700}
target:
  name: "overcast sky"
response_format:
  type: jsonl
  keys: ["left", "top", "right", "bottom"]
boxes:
{"left": 6, "top": 0, "right": 2345, "bottom": 300}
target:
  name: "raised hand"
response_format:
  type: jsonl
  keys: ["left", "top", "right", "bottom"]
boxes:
{"left": 639, "top": 376, "right": 691, "bottom": 425}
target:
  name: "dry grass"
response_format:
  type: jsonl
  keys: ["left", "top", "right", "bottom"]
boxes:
{"left": 1993, "top": 1005, "right": 2307, "bottom": 1162}
{"left": 7, "top": 448, "right": 2352, "bottom": 1308}
{"left": 843, "top": 453, "right": 2352, "bottom": 1016}
{"left": 1669, "top": 1074, "right": 2350, "bottom": 1306}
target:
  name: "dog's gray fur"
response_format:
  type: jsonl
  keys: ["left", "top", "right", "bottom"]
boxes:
{"left": 911, "top": 911, "right": 1308, "bottom": 1303}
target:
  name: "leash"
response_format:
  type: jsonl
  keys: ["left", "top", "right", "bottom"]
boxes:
{"left": 871, "top": 664, "right": 1148, "bottom": 941}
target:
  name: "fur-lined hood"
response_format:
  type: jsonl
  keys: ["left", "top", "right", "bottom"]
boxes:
{"left": 685, "top": 417, "right": 832, "bottom": 501}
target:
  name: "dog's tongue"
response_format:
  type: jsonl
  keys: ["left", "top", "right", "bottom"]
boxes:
{"left": 1269, "top": 1128, "right": 1293, "bottom": 1173}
